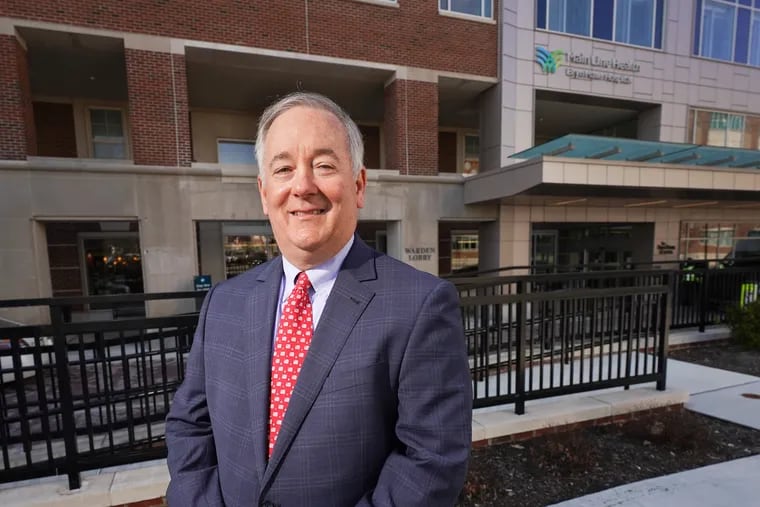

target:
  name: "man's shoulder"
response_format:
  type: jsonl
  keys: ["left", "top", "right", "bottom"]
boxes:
{"left": 210, "top": 258, "right": 278, "bottom": 295}
{"left": 372, "top": 251, "right": 450, "bottom": 291}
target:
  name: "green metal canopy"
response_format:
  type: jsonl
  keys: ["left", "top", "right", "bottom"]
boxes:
{"left": 510, "top": 134, "right": 760, "bottom": 169}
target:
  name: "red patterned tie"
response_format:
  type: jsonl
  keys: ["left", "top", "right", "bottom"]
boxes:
{"left": 268, "top": 272, "right": 313, "bottom": 457}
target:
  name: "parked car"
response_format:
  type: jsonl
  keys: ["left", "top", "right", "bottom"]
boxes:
{"left": 0, "top": 336, "right": 53, "bottom": 384}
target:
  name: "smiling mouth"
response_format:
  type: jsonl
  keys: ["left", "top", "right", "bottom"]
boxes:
{"left": 290, "top": 209, "right": 326, "bottom": 216}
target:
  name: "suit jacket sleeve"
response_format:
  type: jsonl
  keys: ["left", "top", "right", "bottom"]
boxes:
{"left": 358, "top": 279, "right": 472, "bottom": 506}
{"left": 165, "top": 287, "right": 225, "bottom": 507}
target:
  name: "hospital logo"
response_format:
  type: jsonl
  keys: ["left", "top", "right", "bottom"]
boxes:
{"left": 535, "top": 46, "right": 564, "bottom": 74}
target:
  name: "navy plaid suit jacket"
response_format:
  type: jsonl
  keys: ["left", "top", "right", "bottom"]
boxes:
{"left": 166, "top": 237, "right": 472, "bottom": 506}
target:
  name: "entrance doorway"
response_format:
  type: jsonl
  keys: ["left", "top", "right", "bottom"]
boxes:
{"left": 531, "top": 223, "right": 654, "bottom": 270}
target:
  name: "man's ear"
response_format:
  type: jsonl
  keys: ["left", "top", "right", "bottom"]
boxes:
{"left": 355, "top": 168, "right": 367, "bottom": 209}
{"left": 258, "top": 176, "right": 269, "bottom": 215}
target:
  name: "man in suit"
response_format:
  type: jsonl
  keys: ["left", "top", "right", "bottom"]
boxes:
{"left": 166, "top": 92, "right": 472, "bottom": 506}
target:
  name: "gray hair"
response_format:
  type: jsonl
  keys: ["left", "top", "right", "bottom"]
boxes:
{"left": 255, "top": 92, "right": 364, "bottom": 179}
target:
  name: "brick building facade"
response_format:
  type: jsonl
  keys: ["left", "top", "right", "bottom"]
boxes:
{"left": 0, "top": 1, "right": 499, "bottom": 311}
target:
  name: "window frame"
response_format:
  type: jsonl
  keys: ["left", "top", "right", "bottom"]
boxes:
{"left": 352, "top": 0, "right": 398, "bottom": 7}
{"left": 439, "top": 0, "right": 494, "bottom": 21}
{"left": 690, "top": 108, "right": 760, "bottom": 150}
{"left": 537, "top": 0, "right": 663, "bottom": 50}
{"left": 695, "top": 0, "right": 760, "bottom": 67}
{"left": 87, "top": 106, "right": 129, "bottom": 160}
{"left": 216, "top": 138, "right": 257, "bottom": 165}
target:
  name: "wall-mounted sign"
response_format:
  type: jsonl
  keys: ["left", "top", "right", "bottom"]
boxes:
{"left": 405, "top": 247, "right": 435, "bottom": 262}
{"left": 656, "top": 241, "right": 675, "bottom": 255}
{"left": 536, "top": 46, "right": 640, "bottom": 84}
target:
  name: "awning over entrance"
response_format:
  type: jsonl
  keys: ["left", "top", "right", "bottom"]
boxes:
{"left": 464, "top": 135, "right": 760, "bottom": 206}
{"left": 511, "top": 134, "right": 760, "bottom": 169}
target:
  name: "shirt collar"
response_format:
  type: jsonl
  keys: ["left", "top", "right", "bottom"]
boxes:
{"left": 281, "top": 235, "right": 355, "bottom": 298}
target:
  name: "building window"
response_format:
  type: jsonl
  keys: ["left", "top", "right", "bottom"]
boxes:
{"left": 691, "top": 109, "right": 760, "bottom": 150}
{"left": 439, "top": 0, "right": 493, "bottom": 19}
{"left": 218, "top": 139, "right": 256, "bottom": 164}
{"left": 89, "top": 108, "right": 127, "bottom": 159}
{"left": 679, "top": 222, "right": 760, "bottom": 263}
{"left": 451, "top": 232, "right": 479, "bottom": 272}
{"left": 694, "top": 0, "right": 760, "bottom": 66}
{"left": 222, "top": 223, "right": 279, "bottom": 279}
{"left": 463, "top": 134, "right": 480, "bottom": 175}
{"left": 537, "top": 0, "right": 664, "bottom": 49}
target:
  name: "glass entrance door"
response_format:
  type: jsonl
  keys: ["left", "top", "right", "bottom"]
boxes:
{"left": 81, "top": 235, "right": 143, "bottom": 296}
{"left": 80, "top": 234, "right": 144, "bottom": 315}
{"left": 531, "top": 230, "right": 558, "bottom": 272}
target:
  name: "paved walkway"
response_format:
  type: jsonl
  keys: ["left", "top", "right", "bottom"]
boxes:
{"left": 550, "top": 330, "right": 760, "bottom": 506}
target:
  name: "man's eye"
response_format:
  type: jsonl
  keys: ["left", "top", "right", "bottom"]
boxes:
{"left": 273, "top": 166, "right": 292, "bottom": 175}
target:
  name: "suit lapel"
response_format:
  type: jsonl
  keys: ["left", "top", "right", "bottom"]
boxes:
{"left": 262, "top": 238, "right": 378, "bottom": 488}
{"left": 248, "top": 257, "right": 282, "bottom": 484}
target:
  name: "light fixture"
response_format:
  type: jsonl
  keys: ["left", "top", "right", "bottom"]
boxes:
{"left": 624, "top": 200, "right": 667, "bottom": 207}
{"left": 673, "top": 201, "right": 718, "bottom": 208}
{"left": 551, "top": 198, "right": 588, "bottom": 206}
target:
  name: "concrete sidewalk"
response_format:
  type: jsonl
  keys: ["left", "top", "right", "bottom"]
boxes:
{"left": 549, "top": 330, "right": 760, "bottom": 507}
{"left": 550, "top": 454, "right": 760, "bottom": 507}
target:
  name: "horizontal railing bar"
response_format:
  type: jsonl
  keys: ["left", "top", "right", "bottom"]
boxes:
{"left": 460, "top": 285, "right": 669, "bottom": 305}
{"left": 0, "top": 291, "right": 207, "bottom": 309}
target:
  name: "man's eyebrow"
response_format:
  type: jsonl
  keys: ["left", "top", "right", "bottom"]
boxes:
{"left": 267, "top": 151, "right": 291, "bottom": 168}
{"left": 312, "top": 148, "right": 339, "bottom": 160}
{"left": 267, "top": 148, "right": 339, "bottom": 168}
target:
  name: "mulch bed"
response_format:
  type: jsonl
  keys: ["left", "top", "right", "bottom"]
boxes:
{"left": 458, "top": 340, "right": 760, "bottom": 507}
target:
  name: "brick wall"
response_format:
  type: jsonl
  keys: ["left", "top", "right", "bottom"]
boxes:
{"left": 384, "top": 79, "right": 438, "bottom": 175}
{"left": 33, "top": 101, "right": 77, "bottom": 157}
{"left": 0, "top": 35, "right": 36, "bottom": 159}
{"left": 125, "top": 49, "right": 191, "bottom": 166}
{"left": 5, "top": 0, "right": 497, "bottom": 77}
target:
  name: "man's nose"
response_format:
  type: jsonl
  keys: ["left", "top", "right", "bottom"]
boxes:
{"left": 291, "top": 166, "right": 318, "bottom": 196}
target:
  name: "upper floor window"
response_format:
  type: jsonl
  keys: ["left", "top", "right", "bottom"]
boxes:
{"left": 691, "top": 109, "right": 760, "bottom": 150}
{"left": 89, "top": 108, "right": 127, "bottom": 159}
{"left": 439, "top": 0, "right": 493, "bottom": 19}
{"left": 536, "top": 0, "right": 664, "bottom": 49}
{"left": 695, "top": 0, "right": 760, "bottom": 66}
{"left": 463, "top": 134, "right": 480, "bottom": 175}
{"left": 217, "top": 139, "right": 256, "bottom": 164}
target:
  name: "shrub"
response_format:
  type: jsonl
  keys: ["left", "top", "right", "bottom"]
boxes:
{"left": 727, "top": 299, "right": 760, "bottom": 349}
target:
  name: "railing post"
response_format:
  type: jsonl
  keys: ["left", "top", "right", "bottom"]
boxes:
{"left": 50, "top": 304, "right": 81, "bottom": 490}
{"left": 656, "top": 272, "right": 672, "bottom": 391}
{"left": 698, "top": 268, "right": 709, "bottom": 333}
{"left": 515, "top": 281, "right": 526, "bottom": 415}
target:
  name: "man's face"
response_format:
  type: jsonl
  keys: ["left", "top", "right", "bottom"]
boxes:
{"left": 258, "top": 106, "right": 366, "bottom": 269}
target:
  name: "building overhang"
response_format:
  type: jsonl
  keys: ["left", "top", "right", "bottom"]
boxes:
{"left": 465, "top": 135, "right": 760, "bottom": 208}
{"left": 464, "top": 156, "right": 760, "bottom": 208}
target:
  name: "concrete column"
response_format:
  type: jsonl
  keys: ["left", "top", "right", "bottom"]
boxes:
{"left": 197, "top": 221, "right": 225, "bottom": 285}
{"left": 137, "top": 176, "right": 197, "bottom": 316}
{"left": 478, "top": 221, "right": 501, "bottom": 272}
{"left": 0, "top": 33, "right": 36, "bottom": 160}
{"left": 383, "top": 78, "right": 438, "bottom": 175}
{"left": 495, "top": 205, "right": 531, "bottom": 273}
{"left": 479, "top": 84, "right": 502, "bottom": 172}
{"left": 125, "top": 46, "right": 191, "bottom": 167}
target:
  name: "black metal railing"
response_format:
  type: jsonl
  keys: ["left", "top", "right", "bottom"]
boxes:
{"left": 3, "top": 262, "right": 758, "bottom": 489}
{"left": 448, "top": 260, "right": 760, "bottom": 331}
{"left": 452, "top": 270, "right": 671, "bottom": 411}
{"left": 0, "top": 292, "right": 203, "bottom": 490}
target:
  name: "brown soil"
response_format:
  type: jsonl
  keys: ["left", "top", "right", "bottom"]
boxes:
{"left": 458, "top": 340, "right": 760, "bottom": 507}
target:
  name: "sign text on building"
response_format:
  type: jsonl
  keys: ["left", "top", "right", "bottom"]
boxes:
{"left": 536, "top": 46, "right": 640, "bottom": 85}
{"left": 405, "top": 247, "right": 435, "bottom": 262}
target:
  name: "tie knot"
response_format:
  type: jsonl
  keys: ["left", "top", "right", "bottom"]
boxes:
{"left": 295, "top": 272, "right": 311, "bottom": 291}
